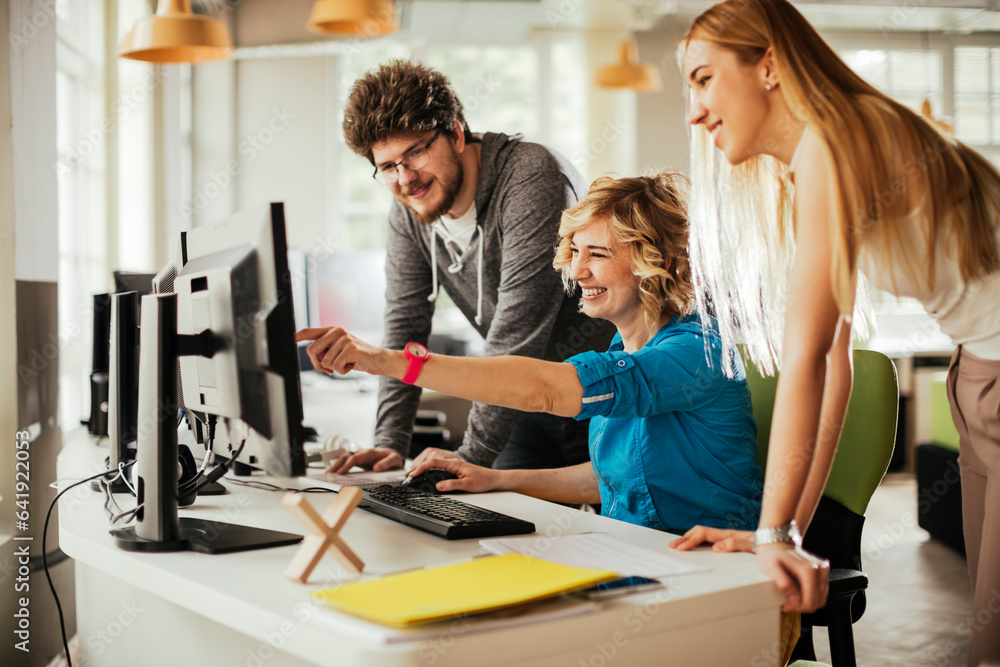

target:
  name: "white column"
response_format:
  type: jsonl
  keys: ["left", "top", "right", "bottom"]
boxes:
{"left": 577, "top": 28, "right": 638, "bottom": 183}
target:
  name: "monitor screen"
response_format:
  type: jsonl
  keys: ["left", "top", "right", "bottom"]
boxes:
{"left": 173, "top": 202, "right": 306, "bottom": 477}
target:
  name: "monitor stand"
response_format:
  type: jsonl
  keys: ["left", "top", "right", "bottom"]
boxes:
{"left": 197, "top": 481, "right": 227, "bottom": 496}
{"left": 111, "top": 293, "right": 302, "bottom": 555}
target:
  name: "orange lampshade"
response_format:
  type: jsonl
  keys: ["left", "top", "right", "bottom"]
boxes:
{"left": 307, "top": 0, "right": 399, "bottom": 37}
{"left": 921, "top": 99, "right": 954, "bottom": 136}
{"left": 119, "top": 0, "right": 233, "bottom": 64}
{"left": 596, "top": 40, "right": 662, "bottom": 92}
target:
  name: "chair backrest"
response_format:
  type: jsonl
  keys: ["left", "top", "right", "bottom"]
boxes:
{"left": 745, "top": 348, "right": 899, "bottom": 632}
{"left": 742, "top": 348, "right": 899, "bottom": 516}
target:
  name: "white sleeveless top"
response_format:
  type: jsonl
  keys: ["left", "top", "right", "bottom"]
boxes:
{"left": 790, "top": 128, "right": 1000, "bottom": 359}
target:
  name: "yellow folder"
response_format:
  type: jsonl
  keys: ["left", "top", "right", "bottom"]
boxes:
{"left": 312, "top": 554, "right": 617, "bottom": 627}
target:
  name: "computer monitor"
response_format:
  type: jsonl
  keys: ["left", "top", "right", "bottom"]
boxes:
{"left": 88, "top": 273, "right": 156, "bottom": 441}
{"left": 97, "top": 271, "right": 177, "bottom": 489}
{"left": 173, "top": 204, "right": 306, "bottom": 475}
{"left": 112, "top": 202, "right": 305, "bottom": 554}
{"left": 113, "top": 270, "right": 156, "bottom": 296}
{"left": 86, "top": 293, "right": 112, "bottom": 437}
{"left": 104, "top": 291, "right": 140, "bottom": 493}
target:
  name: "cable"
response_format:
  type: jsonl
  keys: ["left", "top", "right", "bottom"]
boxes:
{"left": 99, "top": 477, "right": 127, "bottom": 522}
{"left": 111, "top": 504, "right": 143, "bottom": 525}
{"left": 181, "top": 436, "right": 247, "bottom": 498}
{"left": 98, "top": 466, "right": 124, "bottom": 521}
{"left": 118, "top": 460, "right": 137, "bottom": 496}
{"left": 100, "top": 478, "right": 115, "bottom": 520}
{"left": 224, "top": 477, "right": 337, "bottom": 494}
{"left": 44, "top": 468, "right": 121, "bottom": 667}
{"left": 193, "top": 414, "right": 217, "bottom": 476}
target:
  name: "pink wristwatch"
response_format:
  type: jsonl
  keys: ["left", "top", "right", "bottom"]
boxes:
{"left": 401, "top": 342, "right": 430, "bottom": 384}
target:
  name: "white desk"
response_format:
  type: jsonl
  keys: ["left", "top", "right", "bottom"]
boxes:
{"left": 59, "top": 386, "right": 783, "bottom": 667}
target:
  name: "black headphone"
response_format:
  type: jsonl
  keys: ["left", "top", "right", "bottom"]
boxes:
{"left": 177, "top": 445, "right": 200, "bottom": 507}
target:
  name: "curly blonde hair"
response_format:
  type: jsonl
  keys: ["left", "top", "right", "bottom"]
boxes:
{"left": 553, "top": 172, "right": 694, "bottom": 342}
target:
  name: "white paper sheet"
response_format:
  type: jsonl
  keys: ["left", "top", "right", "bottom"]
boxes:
{"left": 479, "top": 532, "right": 708, "bottom": 579}
{"left": 303, "top": 469, "right": 408, "bottom": 490}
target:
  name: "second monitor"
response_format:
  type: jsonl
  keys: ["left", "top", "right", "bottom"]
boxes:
{"left": 113, "top": 201, "right": 306, "bottom": 553}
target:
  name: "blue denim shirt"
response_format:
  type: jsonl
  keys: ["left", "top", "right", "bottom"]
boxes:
{"left": 568, "top": 314, "right": 762, "bottom": 534}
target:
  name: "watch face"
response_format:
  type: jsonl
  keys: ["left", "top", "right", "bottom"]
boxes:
{"left": 406, "top": 343, "right": 428, "bottom": 357}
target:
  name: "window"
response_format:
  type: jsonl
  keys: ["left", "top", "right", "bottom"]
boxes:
{"left": 839, "top": 43, "right": 1000, "bottom": 168}
{"left": 55, "top": 1, "right": 159, "bottom": 429}
{"left": 954, "top": 47, "right": 1000, "bottom": 165}
{"left": 840, "top": 49, "right": 943, "bottom": 116}
{"left": 423, "top": 46, "right": 541, "bottom": 140}
{"left": 55, "top": 0, "right": 107, "bottom": 430}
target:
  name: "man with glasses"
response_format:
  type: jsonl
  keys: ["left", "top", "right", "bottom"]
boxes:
{"left": 320, "top": 59, "right": 614, "bottom": 474}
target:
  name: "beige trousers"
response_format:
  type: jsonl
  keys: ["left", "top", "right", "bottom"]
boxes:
{"left": 947, "top": 346, "right": 1000, "bottom": 666}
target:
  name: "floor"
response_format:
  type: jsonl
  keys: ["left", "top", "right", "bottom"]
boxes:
{"left": 810, "top": 473, "right": 973, "bottom": 666}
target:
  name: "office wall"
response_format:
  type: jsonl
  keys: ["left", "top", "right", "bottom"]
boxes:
{"left": 190, "top": 55, "right": 329, "bottom": 252}
{"left": 236, "top": 56, "right": 329, "bottom": 251}
{"left": 3, "top": 4, "right": 75, "bottom": 666}
{"left": 1, "top": 0, "right": 21, "bottom": 545}
{"left": 191, "top": 58, "right": 238, "bottom": 229}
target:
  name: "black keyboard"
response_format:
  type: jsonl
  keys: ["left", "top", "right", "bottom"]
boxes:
{"left": 358, "top": 485, "right": 536, "bottom": 540}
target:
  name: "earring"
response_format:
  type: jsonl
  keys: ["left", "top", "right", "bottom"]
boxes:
{"left": 765, "top": 83, "right": 773, "bottom": 91}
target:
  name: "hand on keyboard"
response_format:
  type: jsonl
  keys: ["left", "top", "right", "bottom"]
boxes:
{"left": 326, "top": 447, "right": 403, "bottom": 475}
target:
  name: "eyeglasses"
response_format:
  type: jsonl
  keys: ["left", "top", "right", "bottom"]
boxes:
{"left": 373, "top": 130, "right": 444, "bottom": 185}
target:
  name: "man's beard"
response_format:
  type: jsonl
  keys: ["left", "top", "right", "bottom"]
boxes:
{"left": 399, "top": 155, "right": 464, "bottom": 225}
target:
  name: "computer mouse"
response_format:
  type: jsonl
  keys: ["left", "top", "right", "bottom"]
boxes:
{"left": 401, "top": 469, "right": 459, "bottom": 493}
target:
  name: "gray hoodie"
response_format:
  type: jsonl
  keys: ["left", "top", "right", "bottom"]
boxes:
{"left": 375, "top": 132, "right": 616, "bottom": 466}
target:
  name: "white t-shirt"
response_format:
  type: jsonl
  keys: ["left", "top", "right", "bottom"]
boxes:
{"left": 434, "top": 203, "right": 478, "bottom": 270}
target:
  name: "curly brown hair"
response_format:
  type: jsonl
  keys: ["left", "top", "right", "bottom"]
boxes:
{"left": 553, "top": 171, "right": 694, "bottom": 341}
{"left": 342, "top": 59, "right": 474, "bottom": 164}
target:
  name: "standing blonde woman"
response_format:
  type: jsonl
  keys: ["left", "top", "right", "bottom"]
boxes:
{"left": 670, "top": 0, "right": 1000, "bottom": 662}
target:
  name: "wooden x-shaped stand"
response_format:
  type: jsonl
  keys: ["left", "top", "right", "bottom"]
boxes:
{"left": 283, "top": 487, "right": 365, "bottom": 584}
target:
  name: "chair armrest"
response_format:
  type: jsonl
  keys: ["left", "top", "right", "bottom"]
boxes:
{"left": 828, "top": 568, "right": 868, "bottom": 597}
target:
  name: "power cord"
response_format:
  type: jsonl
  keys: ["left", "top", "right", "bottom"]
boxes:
{"left": 44, "top": 468, "right": 123, "bottom": 667}
{"left": 118, "top": 460, "right": 137, "bottom": 496}
{"left": 224, "top": 477, "right": 337, "bottom": 494}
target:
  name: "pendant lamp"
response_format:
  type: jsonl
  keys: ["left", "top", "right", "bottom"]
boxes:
{"left": 307, "top": 0, "right": 399, "bottom": 37}
{"left": 119, "top": 0, "right": 233, "bottom": 64}
{"left": 596, "top": 40, "right": 662, "bottom": 92}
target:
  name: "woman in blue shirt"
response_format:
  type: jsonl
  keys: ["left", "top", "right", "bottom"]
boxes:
{"left": 298, "top": 172, "right": 762, "bottom": 534}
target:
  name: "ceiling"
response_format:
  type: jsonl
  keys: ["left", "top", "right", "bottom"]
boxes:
{"left": 223, "top": 0, "right": 1000, "bottom": 53}
{"left": 407, "top": 0, "right": 1000, "bottom": 39}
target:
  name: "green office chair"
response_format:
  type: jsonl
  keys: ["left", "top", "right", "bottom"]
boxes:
{"left": 742, "top": 349, "right": 898, "bottom": 667}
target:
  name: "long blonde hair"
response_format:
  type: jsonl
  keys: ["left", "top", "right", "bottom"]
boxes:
{"left": 683, "top": 0, "right": 1000, "bottom": 374}
{"left": 553, "top": 172, "right": 695, "bottom": 344}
